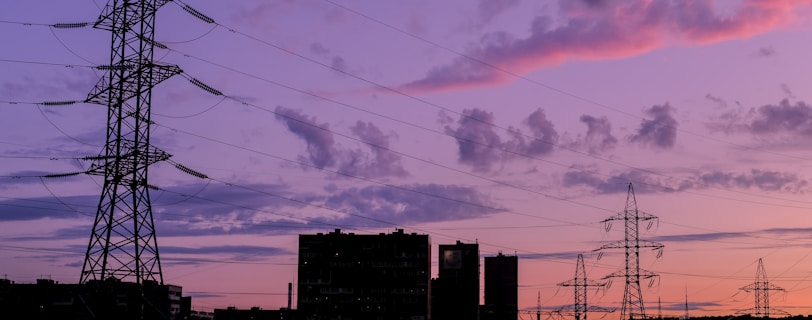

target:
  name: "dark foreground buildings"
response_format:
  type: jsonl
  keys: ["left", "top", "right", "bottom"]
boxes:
{"left": 297, "top": 229, "right": 431, "bottom": 320}
{"left": 0, "top": 277, "right": 182, "bottom": 320}
{"left": 431, "top": 241, "right": 480, "bottom": 320}
{"left": 297, "top": 231, "right": 519, "bottom": 320}
{"left": 482, "top": 253, "right": 518, "bottom": 320}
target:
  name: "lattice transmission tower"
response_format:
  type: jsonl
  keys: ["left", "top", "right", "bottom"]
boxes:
{"left": 80, "top": 0, "right": 181, "bottom": 285}
{"left": 595, "top": 183, "right": 663, "bottom": 320}
{"left": 737, "top": 258, "right": 787, "bottom": 317}
{"left": 558, "top": 254, "right": 612, "bottom": 320}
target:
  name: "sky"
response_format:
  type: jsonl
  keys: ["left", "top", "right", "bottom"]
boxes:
{"left": 3, "top": 0, "right": 812, "bottom": 317}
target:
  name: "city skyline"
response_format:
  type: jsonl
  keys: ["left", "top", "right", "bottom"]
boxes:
{"left": 2, "top": 0, "right": 812, "bottom": 316}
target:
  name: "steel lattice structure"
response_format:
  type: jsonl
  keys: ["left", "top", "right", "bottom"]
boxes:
{"left": 595, "top": 183, "right": 663, "bottom": 320}
{"left": 737, "top": 258, "right": 787, "bottom": 317}
{"left": 558, "top": 254, "right": 610, "bottom": 320}
{"left": 80, "top": 0, "right": 180, "bottom": 285}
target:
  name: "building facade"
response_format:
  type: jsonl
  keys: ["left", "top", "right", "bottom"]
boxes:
{"left": 297, "top": 229, "right": 431, "bottom": 320}
{"left": 431, "top": 241, "right": 479, "bottom": 320}
{"left": 482, "top": 253, "right": 518, "bottom": 320}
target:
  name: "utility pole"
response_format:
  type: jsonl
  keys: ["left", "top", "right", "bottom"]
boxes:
{"left": 595, "top": 183, "right": 663, "bottom": 320}
{"left": 80, "top": 0, "right": 180, "bottom": 285}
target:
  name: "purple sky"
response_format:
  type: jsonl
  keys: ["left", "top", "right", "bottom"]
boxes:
{"left": 3, "top": 0, "right": 812, "bottom": 316}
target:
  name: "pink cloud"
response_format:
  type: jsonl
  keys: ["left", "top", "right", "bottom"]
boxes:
{"left": 401, "top": 0, "right": 810, "bottom": 93}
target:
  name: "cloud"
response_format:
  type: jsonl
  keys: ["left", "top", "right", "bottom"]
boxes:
{"left": 571, "top": 115, "right": 617, "bottom": 154}
{"left": 662, "top": 301, "right": 724, "bottom": 312}
{"left": 705, "top": 94, "right": 728, "bottom": 108}
{"left": 699, "top": 169, "right": 808, "bottom": 193}
{"left": 400, "top": 0, "right": 806, "bottom": 92}
{"left": 445, "top": 109, "right": 507, "bottom": 171}
{"left": 0, "top": 171, "right": 86, "bottom": 191}
{"left": 708, "top": 98, "right": 812, "bottom": 140}
{"left": 521, "top": 108, "right": 559, "bottom": 155}
{"left": 562, "top": 167, "right": 806, "bottom": 195}
{"left": 756, "top": 45, "right": 776, "bottom": 57}
{"left": 469, "top": 0, "right": 520, "bottom": 30}
{"left": 160, "top": 245, "right": 294, "bottom": 264}
{"left": 323, "top": 183, "right": 497, "bottom": 226}
{"left": 561, "top": 167, "right": 683, "bottom": 194}
{"left": 331, "top": 56, "right": 347, "bottom": 72}
{"left": 747, "top": 99, "right": 812, "bottom": 137}
{"left": 274, "top": 107, "right": 407, "bottom": 178}
{"left": 650, "top": 227, "right": 812, "bottom": 247}
{"left": 0, "top": 194, "right": 96, "bottom": 221}
{"left": 274, "top": 106, "right": 337, "bottom": 168}
{"left": 342, "top": 121, "right": 408, "bottom": 178}
{"left": 307, "top": 42, "right": 351, "bottom": 75}
{"left": 18, "top": 243, "right": 297, "bottom": 268}
{"left": 649, "top": 232, "right": 748, "bottom": 243}
{"left": 1, "top": 181, "right": 315, "bottom": 240}
{"left": 781, "top": 83, "right": 796, "bottom": 99}
{"left": 309, "top": 42, "right": 331, "bottom": 56}
{"left": 1, "top": 69, "right": 98, "bottom": 101}
{"left": 519, "top": 250, "right": 590, "bottom": 261}
{"left": 630, "top": 103, "right": 678, "bottom": 149}
{"left": 4, "top": 180, "right": 499, "bottom": 243}
{"left": 229, "top": 0, "right": 299, "bottom": 29}
{"left": 444, "top": 108, "right": 558, "bottom": 172}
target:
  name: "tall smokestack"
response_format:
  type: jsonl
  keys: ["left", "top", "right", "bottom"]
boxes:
{"left": 288, "top": 282, "right": 293, "bottom": 310}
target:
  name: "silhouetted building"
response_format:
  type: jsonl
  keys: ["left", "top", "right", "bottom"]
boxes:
{"left": 481, "top": 253, "right": 518, "bottom": 320}
{"left": 297, "top": 229, "right": 431, "bottom": 320}
{"left": 0, "top": 277, "right": 181, "bottom": 320}
{"left": 431, "top": 241, "right": 479, "bottom": 320}
{"left": 213, "top": 306, "right": 297, "bottom": 320}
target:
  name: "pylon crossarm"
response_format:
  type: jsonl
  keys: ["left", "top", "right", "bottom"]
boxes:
{"left": 595, "top": 240, "right": 626, "bottom": 252}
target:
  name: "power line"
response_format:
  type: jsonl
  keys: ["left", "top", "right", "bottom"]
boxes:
{"left": 150, "top": 19, "right": 812, "bottom": 210}
{"left": 172, "top": 65, "right": 812, "bottom": 212}
{"left": 154, "top": 110, "right": 609, "bottom": 227}
{"left": 5, "top": 13, "right": 812, "bottom": 211}
{"left": 322, "top": 0, "right": 812, "bottom": 165}
{"left": 151, "top": 120, "right": 812, "bottom": 249}
{"left": 171, "top": 2, "right": 812, "bottom": 208}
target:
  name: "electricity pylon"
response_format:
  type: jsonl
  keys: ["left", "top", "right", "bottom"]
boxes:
{"left": 595, "top": 183, "right": 663, "bottom": 320}
{"left": 737, "top": 258, "right": 788, "bottom": 318}
{"left": 558, "top": 254, "right": 612, "bottom": 320}
{"left": 80, "top": 0, "right": 181, "bottom": 285}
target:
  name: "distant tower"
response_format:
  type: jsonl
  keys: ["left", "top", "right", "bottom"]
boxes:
{"left": 737, "top": 258, "right": 787, "bottom": 317}
{"left": 80, "top": 0, "right": 181, "bottom": 284}
{"left": 537, "top": 291, "right": 542, "bottom": 320}
{"left": 684, "top": 286, "right": 689, "bottom": 320}
{"left": 595, "top": 183, "right": 663, "bottom": 320}
{"left": 558, "top": 254, "right": 608, "bottom": 320}
{"left": 657, "top": 297, "right": 661, "bottom": 320}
